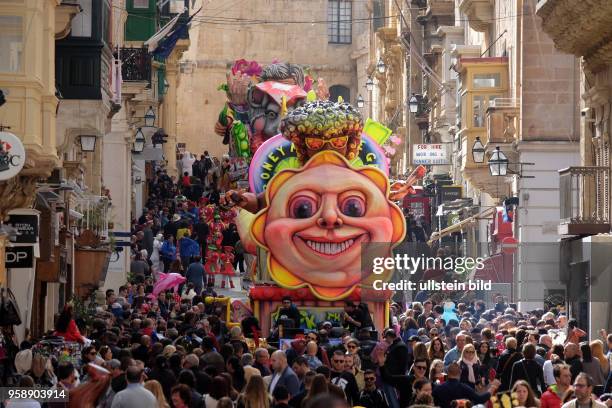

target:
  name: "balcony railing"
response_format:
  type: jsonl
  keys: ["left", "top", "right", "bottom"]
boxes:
{"left": 559, "top": 166, "right": 611, "bottom": 235}
{"left": 120, "top": 47, "right": 151, "bottom": 82}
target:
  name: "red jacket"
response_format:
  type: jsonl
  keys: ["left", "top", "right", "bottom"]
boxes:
{"left": 540, "top": 385, "right": 563, "bottom": 408}
{"left": 54, "top": 319, "right": 85, "bottom": 343}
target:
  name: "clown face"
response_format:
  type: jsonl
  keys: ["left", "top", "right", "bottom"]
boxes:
{"left": 252, "top": 151, "right": 405, "bottom": 300}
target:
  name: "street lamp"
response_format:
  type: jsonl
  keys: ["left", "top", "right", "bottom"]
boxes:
{"left": 356, "top": 94, "right": 365, "bottom": 108}
{"left": 365, "top": 77, "right": 374, "bottom": 91}
{"left": 472, "top": 136, "right": 485, "bottom": 163}
{"left": 144, "top": 106, "right": 156, "bottom": 127}
{"left": 79, "top": 135, "right": 97, "bottom": 152}
{"left": 488, "top": 146, "right": 509, "bottom": 176}
{"left": 132, "top": 128, "right": 145, "bottom": 153}
{"left": 409, "top": 94, "right": 419, "bottom": 114}
{"left": 376, "top": 58, "right": 386, "bottom": 74}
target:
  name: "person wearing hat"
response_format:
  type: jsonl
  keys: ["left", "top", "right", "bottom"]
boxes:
{"left": 163, "top": 213, "right": 181, "bottom": 240}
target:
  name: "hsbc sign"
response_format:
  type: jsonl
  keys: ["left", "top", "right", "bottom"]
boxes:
{"left": 5, "top": 246, "right": 34, "bottom": 268}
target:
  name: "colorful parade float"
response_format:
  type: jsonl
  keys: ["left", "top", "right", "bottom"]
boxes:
{"left": 214, "top": 59, "right": 425, "bottom": 335}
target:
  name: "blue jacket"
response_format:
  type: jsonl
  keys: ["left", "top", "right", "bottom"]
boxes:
{"left": 179, "top": 237, "right": 200, "bottom": 259}
{"left": 185, "top": 262, "right": 205, "bottom": 286}
{"left": 160, "top": 241, "right": 176, "bottom": 261}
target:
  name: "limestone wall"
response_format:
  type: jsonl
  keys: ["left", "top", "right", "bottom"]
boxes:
{"left": 177, "top": 0, "right": 371, "bottom": 158}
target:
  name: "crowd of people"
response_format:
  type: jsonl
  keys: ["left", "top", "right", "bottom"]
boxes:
{"left": 1, "top": 159, "right": 612, "bottom": 408}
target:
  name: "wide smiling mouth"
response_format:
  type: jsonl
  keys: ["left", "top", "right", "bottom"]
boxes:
{"left": 297, "top": 234, "right": 365, "bottom": 256}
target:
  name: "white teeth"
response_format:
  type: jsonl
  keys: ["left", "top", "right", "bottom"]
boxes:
{"left": 304, "top": 238, "right": 358, "bottom": 255}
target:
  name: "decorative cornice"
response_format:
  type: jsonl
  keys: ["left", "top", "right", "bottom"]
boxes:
{"left": 536, "top": 0, "right": 612, "bottom": 72}
{"left": 458, "top": 0, "right": 493, "bottom": 32}
{"left": 55, "top": 3, "right": 81, "bottom": 40}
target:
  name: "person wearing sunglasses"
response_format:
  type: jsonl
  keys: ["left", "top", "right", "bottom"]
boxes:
{"left": 330, "top": 350, "right": 360, "bottom": 406}
{"left": 458, "top": 344, "right": 485, "bottom": 390}
{"left": 357, "top": 369, "right": 390, "bottom": 408}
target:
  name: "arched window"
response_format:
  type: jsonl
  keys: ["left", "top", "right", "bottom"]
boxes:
{"left": 329, "top": 85, "right": 350, "bottom": 104}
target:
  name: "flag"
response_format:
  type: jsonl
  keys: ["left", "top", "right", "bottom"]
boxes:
{"left": 152, "top": 13, "right": 196, "bottom": 59}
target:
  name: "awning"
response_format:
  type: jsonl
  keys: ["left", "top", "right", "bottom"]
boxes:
{"left": 428, "top": 207, "right": 495, "bottom": 245}
{"left": 144, "top": 12, "right": 183, "bottom": 53}
{"left": 473, "top": 252, "right": 513, "bottom": 283}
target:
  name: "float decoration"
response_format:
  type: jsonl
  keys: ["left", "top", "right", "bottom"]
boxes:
{"left": 250, "top": 150, "right": 405, "bottom": 300}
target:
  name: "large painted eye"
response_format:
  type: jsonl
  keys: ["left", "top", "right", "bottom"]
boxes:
{"left": 289, "top": 196, "right": 318, "bottom": 219}
{"left": 340, "top": 196, "right": 366, "bottom": 217}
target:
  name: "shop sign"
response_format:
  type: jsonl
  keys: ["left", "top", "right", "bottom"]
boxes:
{"left": 440, "top": 185, "right": 462, "bottom": 202}
{"left": 5, "top": 246, "right": 34, "bottom": 268}
{"left": 6, "top": 213, "right": 39, "bottom": 244}
{"left": 412, "top": 144, "right": 449, "bottom": 165}
{"left": 0, "top": 131, "right": 26, "bottom": 181}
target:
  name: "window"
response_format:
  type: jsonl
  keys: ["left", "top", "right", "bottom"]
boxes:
{"left": 71, "top": 0, "right": 92, "bottom": 37}
{"left": 133, "top": 0, "right": 149, "bottom": 8}
{"left": 372, "top": 0, "right": 384, "bottom": 32}
{"left": 328, "top": 0, "right": 352, "bottom": 44}
{"left": 329, "top": 85, "right": 350, "bottom": 104}
{"left": 0, "top": 16, "right": 23, "bottom": 73}
{"left": 473, "top": 73, "right": 500, "bottom": 88}
{"left": 472, "top": 94, "right": 500, "bottom": 127}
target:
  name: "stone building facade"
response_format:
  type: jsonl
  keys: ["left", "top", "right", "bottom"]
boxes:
{"left": 370, "top": 0, "right": 582, "bottom": 312}
{"left": 537, "top": 0, "right": 612, "bottom": 335}
{"left": 177, "top": 0, "right": 371, "bottom": 159}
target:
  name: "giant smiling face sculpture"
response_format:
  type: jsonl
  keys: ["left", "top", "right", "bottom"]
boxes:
{"left": 251, "top": 151, "right": 405, "bottom": 300}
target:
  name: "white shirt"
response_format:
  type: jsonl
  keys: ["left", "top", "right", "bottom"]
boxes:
{"left": 543, "top": 359, "right": 556, "bottom": 386}
{"left": 269, "top": 371, "right": 282, "bottom": 394}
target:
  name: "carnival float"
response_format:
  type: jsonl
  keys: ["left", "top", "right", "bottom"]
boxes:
{"left": 214, "top": 59, "right": 425, "bottom": 334}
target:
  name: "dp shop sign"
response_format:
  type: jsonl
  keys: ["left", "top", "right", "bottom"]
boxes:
{"left": 0, "top": 131, "right": 25, "bottom": 180}
{"left": 413, "top": 144, "right": 449, "bottom": 165}
{"left": 5, "top": 246, "right": 34, "bottom": 268}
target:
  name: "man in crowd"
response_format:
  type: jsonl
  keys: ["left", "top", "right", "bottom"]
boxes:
{"left": 432, "top": 363, "right": 500, "bottom": 408}
{"left": 541, "top": 364, "right": 573, "bottom": 408}
{"left": 562, "top": 373, "right": 608, "bottom": 408}
{"left": 268, "top": 350, "right": 300, "bottom": 398}
{"left": 358, "top": 369, "right": 389, "bottom": 408}
{"left": 330, "top": 350, "right": 360, "bottom": 406}
{"left": 111, "top": 365, "right": 157, "bottom": 408}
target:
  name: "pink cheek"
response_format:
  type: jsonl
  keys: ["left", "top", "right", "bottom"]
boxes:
{"left": 265, "top": 219, "right": 299, "bottom": 242}
{"left": 349, "top": 215, "right": 395, "bottom": 239}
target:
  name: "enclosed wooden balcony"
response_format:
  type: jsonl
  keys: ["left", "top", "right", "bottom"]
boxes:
{"left": 559, "top": 166, "right": 611, "bottom": 235}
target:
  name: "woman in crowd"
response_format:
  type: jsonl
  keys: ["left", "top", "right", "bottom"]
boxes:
{"left": 459, "top": 343, "right": 483, "bottom": 389}
{"left": 428, "top": 336, "right": 446, "bottom": 361}
{"left": 429, "top": 359, "right": 445, "bottom": 384}
{"left": 581, "top": 342, "right": 606, "bottom": 386}
{"left": 236, "top": 375, "right": 270, "bottom": 408}
{"left": 302, "top": 374, "right": 329, "bottom": 408}
{"left": 590, "top": 340, "right": 610, "bottom": 379}
{"left": 54, "top": 304, "right": 85, "bottom": 344}
{"left": 512, "top": 379, "right": 541, "bottom": 408}
{"left": 171, "top": 384, "right": 192, "bottom": 408}
{"left": 145, "top": 379, "right": 171, "bottom": 408}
